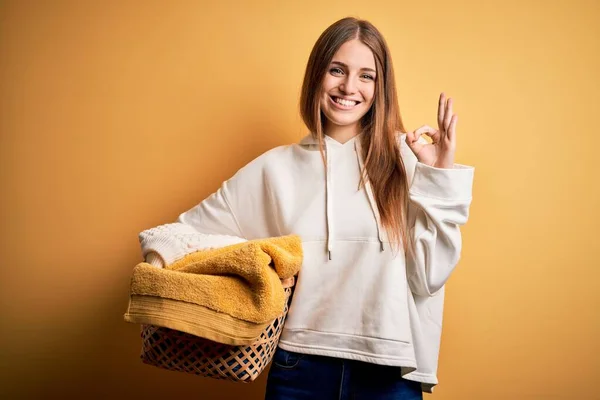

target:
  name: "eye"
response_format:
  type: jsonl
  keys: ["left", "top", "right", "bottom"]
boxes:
{"left": 361, "top": 74, "right": 375, "bottom": 81}
{"left": 329, "top": 67, "right": 344, "bottom": 76}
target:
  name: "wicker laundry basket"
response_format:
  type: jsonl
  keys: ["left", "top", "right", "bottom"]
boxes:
{"left": 138, "top": 283, "right": 294, "bottom": 383}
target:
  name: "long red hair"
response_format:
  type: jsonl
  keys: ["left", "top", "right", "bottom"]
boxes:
{"left": 300, "top": 17, "right": 413, "bottom": 255}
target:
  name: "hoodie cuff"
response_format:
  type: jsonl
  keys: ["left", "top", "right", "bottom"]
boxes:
{"left": 409, "top": 162, "right": 474, "bottom": 201}
{"left": 145, "top": 252, "right": 165, "bottom": 268}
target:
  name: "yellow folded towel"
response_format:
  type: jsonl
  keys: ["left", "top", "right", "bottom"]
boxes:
{"left": 124, "top": 235, "right": 302, "bottom": 345}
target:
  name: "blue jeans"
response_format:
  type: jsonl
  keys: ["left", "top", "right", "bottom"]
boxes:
{"left": 265, "top": 347, "right": 423, "bottom": 400}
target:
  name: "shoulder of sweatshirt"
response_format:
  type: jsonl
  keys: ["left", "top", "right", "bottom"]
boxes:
{"left": 217, "top": 142, "right": 302, "bottom": 201}
{"left": 227, "top": 143, "right": 295, "bottom": 179}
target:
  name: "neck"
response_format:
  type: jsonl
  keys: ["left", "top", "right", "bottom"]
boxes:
{"left": 324, "top": 121, "right": 361, "bottom": 144}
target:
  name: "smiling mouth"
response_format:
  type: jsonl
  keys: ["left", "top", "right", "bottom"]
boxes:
{"left": 330, "top": 95, "right": 361, "bottom": 108}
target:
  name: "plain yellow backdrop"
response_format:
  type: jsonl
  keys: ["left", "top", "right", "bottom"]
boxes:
{"left": 1, "top": 1, "right": 598, "bottom": 399}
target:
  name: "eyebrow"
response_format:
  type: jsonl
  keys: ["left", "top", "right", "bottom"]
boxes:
{"left": 331, "top": 61, "right": 376, "bottom": 74}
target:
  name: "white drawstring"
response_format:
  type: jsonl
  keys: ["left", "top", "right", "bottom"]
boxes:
{"left": 325, "top": 140, "right": 333, "bottom": 260}
{"left": 354, "top": 140, "right": 385, "bottom": 252}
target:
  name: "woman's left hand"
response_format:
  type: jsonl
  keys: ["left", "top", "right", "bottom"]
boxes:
{"left": 405, "top": 92, "right": 457, "bottom": 169}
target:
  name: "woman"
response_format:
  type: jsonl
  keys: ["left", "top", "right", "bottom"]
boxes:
{"left": 139, "top": 17, "right": 474, "bottom": 399}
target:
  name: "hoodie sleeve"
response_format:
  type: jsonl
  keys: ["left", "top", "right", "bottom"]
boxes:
{"left": 138, "top": 152, "right": 272, "bottom": 267}
{"left": 405, "top": 161, "right": 474, "bottom": 296}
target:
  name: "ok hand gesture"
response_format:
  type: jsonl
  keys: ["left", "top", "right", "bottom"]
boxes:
{"left": 406, "top": 93, "right": 457, "bottom": 169}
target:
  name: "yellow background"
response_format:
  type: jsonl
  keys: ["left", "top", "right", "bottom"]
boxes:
{"left": 1, "top": 1, "right": 598, "bottom": 399}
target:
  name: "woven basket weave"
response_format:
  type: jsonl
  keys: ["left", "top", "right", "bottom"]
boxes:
{"left": 139, "top": 285, "right": 293, "bottom": 382}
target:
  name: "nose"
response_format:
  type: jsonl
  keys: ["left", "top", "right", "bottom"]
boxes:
{"left": 339, "top": 75, "right": 357, "bottom": 95}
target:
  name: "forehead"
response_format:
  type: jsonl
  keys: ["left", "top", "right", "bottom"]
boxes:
{"left": 332, "top": 39, "right": 376, "bottom": 70}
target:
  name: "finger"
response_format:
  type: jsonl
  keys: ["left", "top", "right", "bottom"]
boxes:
{"left": 414, "top": 125, "right": 441, "bottom": 143}
{"left": 405, "top": 131, "right": 424, "bottom": 154}
{"left": 444, "top": 98, "right": 453, "bottom": 133}
{"left": 447, "top": 114, "right": 458, "bottom": 142}
{"left": 438, "top": 93, "right": 446, "bottom": 130}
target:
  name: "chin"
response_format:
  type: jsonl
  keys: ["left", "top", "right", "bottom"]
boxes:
{"left": 329, "top": 117, "right": 361, "bottom": 127}
{"left": 322, "top": 111, "right": 365, "bottom": 128}
{"left": 322, "top": 109, "right": 362, "bottom": 127}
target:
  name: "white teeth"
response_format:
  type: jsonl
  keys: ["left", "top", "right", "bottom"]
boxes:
{"left": 334, "top": 97, "right": 357, "bottom": 107}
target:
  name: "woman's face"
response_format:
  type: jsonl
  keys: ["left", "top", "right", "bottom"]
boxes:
{"left": 320, "top": 39, "right": 377, "bottom": 131}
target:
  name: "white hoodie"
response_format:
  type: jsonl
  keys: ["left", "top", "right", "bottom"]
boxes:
{"left": 139, "top": 133, "right": 474, "bottom": 393}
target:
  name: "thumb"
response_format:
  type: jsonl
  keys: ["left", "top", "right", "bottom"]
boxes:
{"left": 405, "top": 130, "right": 418, "bottom": 145}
